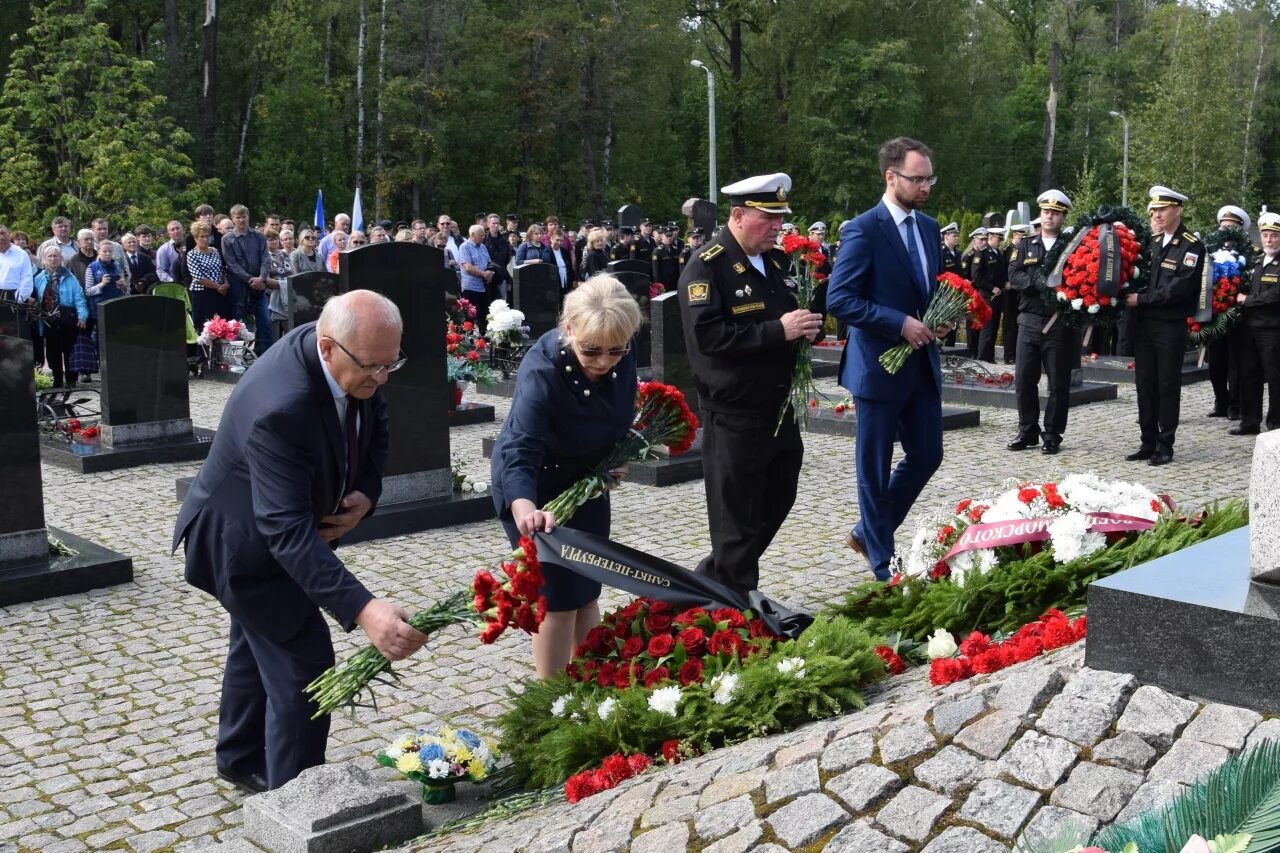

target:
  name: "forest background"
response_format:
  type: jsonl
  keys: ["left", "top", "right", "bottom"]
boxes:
{"left": 1, "top": 0, "right": 1277, "bottom": 238}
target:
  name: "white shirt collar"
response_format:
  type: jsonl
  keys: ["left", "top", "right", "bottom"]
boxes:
{"left": 882, "top": 194, "right": 915, "bottom": 226}
{"left": 316, "top": 339, "right": 346, "bottom": 399}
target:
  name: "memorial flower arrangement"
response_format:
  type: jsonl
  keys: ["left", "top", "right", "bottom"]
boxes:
{"left": 446, "top": 297, "right": 495, "bottom": 387}
{"left": 305, "top": 538, "right": 546, "bottom": 716}
{"left": 563, "top": 752, "right": 653, "bottom": 803}
{"left": 648, "top": 282, "right": 665, "bottom": 298}
{"left": 197, "top": 315, "right": 251, "bottom": 345}
{"left": 1187, "top": 228, "right": 1254, "bottom": 346}
{"left": 880, "top": 271, "right": 990, "bottom": 374}
{"left": 1041, "top": 205, "right": 1150, "bottom": 331}
{"left": 775, "top": 234, "right": 828, "bottom": 433}
{"left": 48, "top": 416, "right": 101, "bottom": 442}
{"left": 377, "top": 726, "right": 500, "bottom": 804}
{"left": 484, "top": 299, "right": 528, "bottom": 349}
{"left": 926, "top": 609, "right": 1087, "bottom": 686}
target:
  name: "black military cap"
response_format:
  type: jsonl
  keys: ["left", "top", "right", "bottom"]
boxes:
{"left": 581, "top": 218, "right": 593, "bottom": 226}
{"left": 640, "top": 218, "right": 651, "bottom": 224}
{"left": 619, "top": 225, "right": 635, "bottom": 236}
{"left": 603, "top": 220, "right": 615, "bottom": 227}
{"left": 505, "top": 213, "right": 519, "bottom": 222}
{"left": 396, "top": 221, "right": 409, "bottom": 231}
{"left": 378, "top": 219, "right": 393, "bottom": 230}
{"left": 691, "top": 228, "right": 707, "bottom": 238}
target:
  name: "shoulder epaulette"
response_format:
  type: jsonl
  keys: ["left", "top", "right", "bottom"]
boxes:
{"left": 700, "top": 244, "right": 725, "bottom": 262}
{"left": 1183, "top": 231, "right": 1199, "bottom": 243}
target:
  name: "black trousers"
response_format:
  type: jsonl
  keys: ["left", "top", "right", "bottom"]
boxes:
{"left": 1115, "top": 311, "right": 1133, "bottom": 357}
{"left": 697, "top": 409, "right": 802, "bottom": 593}
{"left": 42, "top": 324, "right": 78, "bottom": 386}
{"left": 976, "top": 292, "right": 1000, "bottom": 362}
{"left": 1237, "top": 322, "right": 1280, "bottom": 431}
{"left": 217, "top": 608, "right": 334, "bottom": 790}
{"left": 1014, "top": 315, "right": 1079, "bottom": 442}
{"left": 1207, "top": 336, "right": 1238, "bottom": 414}
{"left": 1000, "top": 293, "right": 1018, "bottom": 363}
{"left": 1132, "top": 315, "right": 1188, "bottom": 450}
{"left": 463, "top": 288, "right": 491, "bottom": 336}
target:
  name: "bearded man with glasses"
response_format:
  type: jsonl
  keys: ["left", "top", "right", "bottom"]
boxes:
{"left": 174, "top": 290, "right": 425, "bottom": 793}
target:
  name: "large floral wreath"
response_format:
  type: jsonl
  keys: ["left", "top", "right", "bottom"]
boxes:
{"left": 1187, "top": 227, "right": 1254, "bottom": 347}
{"left": 1041, "top": 205, "right": 1151, "bottom": 328}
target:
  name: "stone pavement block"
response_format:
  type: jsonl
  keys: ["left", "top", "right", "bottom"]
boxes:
{"left": 995, "top": 731, "right": 1079, "bottom": 790}
{"left": 1247, "top": 718, "right": 1280, "bottom": 750}
{"left": 826, "top": 764, "right": 903, "bottom": 812}
{"left": 920, "top": 826, "right": 1009, "bottom": 852}
{"left": 823, "top": 818, "right": 909, "bottom": 852}
{"left": 930, "top": 694, "right": 988, "bottom": 736}
{"left": 765, "top": 792, "right": 849, "bottom": 847}
{"left": 1181, "top": 703, "right": 1263, "bottom": 749}
{"left": 699, "top": 820, "right": 761, "bottom": 853}
{"left": 1035, "top": 697, "right": 1120, "bottom": 748}
{"left": 913, "top": 746, "right": 982, "bottom": 795}
{"left": 820, "top": 733, "right": 874, "bottom": 772}
{"left": 691, "top": 794, "right": 754, "bottom": 842}
{"left": 1114, "top": 778, "right": 1185, "bottom": 825}
{"left": 993, "top": 666, "right": 1064, "bottom": 718}
{"left": 640, "top": 793, "right": 697, "bottom": 828}
{"left": 874, "top": 785, "right": 951, "bottom": 843}
{"left": 763, "top": 759, "right": 819, "bottom": 803}
{"left": 697, "top": 767, "right": 765, "bottom": 809}
{"left": 1092, "top": 731, "right": 1158, "bottom": 772}
{"left": 1049, "top": 762, "right": 1143, "bottom": 821}
{"left": 878, "top": 722, "right": 937, "bottom": 764}
{"left": 774, "top": 734, "right": 828, "bottom": 767}
{"left": 955, "top": 711, "right": 1023, "bottom": 759}
{"left": 1115, "top": 684, "right": 1198, "bottom": 749}
{"left": 629, "top": 821, "right": 687, "bottom": 853}
{"left": 1016, "top": 805, "right": 1098, "bottom": 851}
{"left": 1148, "top": 738, "right": 1232, "bottom": 786}
{"left": 957, "top": 779, "right": 1040, "bottom": 839}
{"left": 242, "top": 764, "right": 422, "bottom": 853}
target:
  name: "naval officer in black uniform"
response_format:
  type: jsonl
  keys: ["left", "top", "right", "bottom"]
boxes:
{"left": 1007, "top": 190, "right": 1078, "bottom": 455}
{"left": 1234, "top": 211, "right": 1280, "bottom": 435}
{"left": 1126, "top": 186, "right": 1205, "bottom": 465}
{"left": 679, "top": 172, "right": 822, "bottom": 593}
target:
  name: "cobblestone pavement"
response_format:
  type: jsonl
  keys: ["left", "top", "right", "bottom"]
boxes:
{"left": 0, "top": 371, "right": 1258, "bottom": 852}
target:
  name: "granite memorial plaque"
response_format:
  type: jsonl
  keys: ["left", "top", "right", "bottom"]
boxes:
{"left": 650, "top": 292, "right": 698, "bottom": 419}
{"left": 607, "top": 259, "right": 651, "bottom": 278}
{"left": 617, "top": 204, "right": 644, "bottom": 229}
{"left": 513, "top": 262, "right": 560, "bottom": 340}
{"left": 611, "top": 269, "right": 653, "bottom": 369}
{"left": 0, "top": 335, "right": 132, "bottom": 601}
{"left": 289, "top": 270, "right": 343, "bottom": 328}
{"left": 41, "top": 296, "right": 215, "bottom": 472}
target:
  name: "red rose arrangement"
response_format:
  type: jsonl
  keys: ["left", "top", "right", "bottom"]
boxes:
{"left": 565, "top": 597, "right": 785, "bottom": 690}
{"left": 649, "top": 282, "right": 666, "bottom": 298}
{"left": 928, "top": 610, "right": 1086, "bottom": 686}
{"left": 881, "top": 272, "right": 990, "bottom": 374}
{"left": 1054, "top": 222, "right": 1140, "bottom": 324}
{"left": 54, "top": 417, "right": 101, "bottom": 441}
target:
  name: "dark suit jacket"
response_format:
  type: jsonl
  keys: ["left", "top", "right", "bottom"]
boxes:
{"left": 827, "top": 200, "right": 943, "bottom": 401}
{"left": 172, "top": 323, "right": 389, "bottom": 642}
{"left": 125, "top": 250, "right": 158, "bottom": 293}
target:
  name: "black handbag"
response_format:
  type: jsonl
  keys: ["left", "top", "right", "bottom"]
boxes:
{"left": 54, "top": 305, "right": 80, "bottom": 329}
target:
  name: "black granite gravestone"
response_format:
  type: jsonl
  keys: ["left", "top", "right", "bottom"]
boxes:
{"left": 0, "top": 335, "right": 132, "bottom": 603}
{"left": 607, "top": 259, "right": 650, "bottom": 278}
{"left": 41, "top": 295, "right": 214, "bottom": 473}
{"left": 289, "top": 270, "right": 342, "bottom": 328}
{"left": 618, "top": 204, "right": 644, "bottom": 229}
{"left": 611, "top": 270, "right": 653, "bottom": 370}
{"left": 513, "top": 262, "right": 560, "bottom": 340}
{"left": 682, "top": 198, "right": 718, "bottom": 238}
{"left": 625, "top": 291, "right": 701, "bottom": 486}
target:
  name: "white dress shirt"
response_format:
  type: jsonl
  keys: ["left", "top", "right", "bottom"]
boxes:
{"left": 0, "top": 244, "right": 34, "bottom": 301}
{"left": 882, "top": 194, "right": 931, "bottom": 289}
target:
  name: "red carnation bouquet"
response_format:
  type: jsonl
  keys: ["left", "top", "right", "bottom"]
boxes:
{"left": 928, "top": 609, "right": 1086, "bottom": 686}
{"left": 1052, "top": 223, "right": 1141, "bottom": 327}
{"left": 880, "top": 272, "right": 990, "bottom": 374}
{"left": 776, "top": 234, "right": 828, "bottom": 433}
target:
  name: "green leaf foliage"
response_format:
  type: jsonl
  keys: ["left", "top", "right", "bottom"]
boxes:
{"left": 829, "top": 501, "right": 1248, "bottom": 643}
{"left": 496, "top": 615, "right": 885, "bottom": 788}
{"left": 1092, "top": 739, "right": 1280, "bottom": 853}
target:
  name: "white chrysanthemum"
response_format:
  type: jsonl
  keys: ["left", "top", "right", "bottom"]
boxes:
{"left": 427, "top": 758, "right": 452, "bottom": 779}
{"left": 1071, "top": 298, "right": 1084, "bottom": 310}
{"left": 1087, "top": 303, "right": 1100, "bottom": 314}
{"left": 1213, "top": 249, "right": 1237, "bottom": 264}
{"left": 384, "top": 745, "right": 404, "bottom": 760}
{"left": 472, "top": 481, "right": 488, "bottom": 493}
{"left": 597, "top": 697, "right": 616, "bottom": 721}
{"left": 1057, "top": 291, "right": 1068, "bottom": 301}
{"left": 926, "top": 629, "right": 957, "bottom": 660}
{"left": 984, "top": 487, "right": 1037, "bottom": 523}
{"left": 489, "top": 299, "right": 509, "bottom": 313}
{"left": 776, "top": 657, "right": 806, "bottom": 679}
{"left": 550, "top": 696, "right": 569, "bottom": 718}
{"left": 648, "top": 685, "right": 682, "bottom": 716}
{"left": 1048, "top": 511, "right": 1107, "bottom": 563}
{"left": 951, "top": 547, "right": 997, "bottom": 579}
{"left": 709, "top": 673, "right": 738, "bottom": 705}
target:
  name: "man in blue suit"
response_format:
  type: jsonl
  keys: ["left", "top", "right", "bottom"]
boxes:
{"left": 826, "top": 137, "right": 950, "bottom": 580}
{"left": 173, "top": 289, "right": 427, "bottom": 792}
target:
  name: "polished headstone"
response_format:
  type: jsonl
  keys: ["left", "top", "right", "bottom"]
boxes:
{"left": 682, "top": 198, "right": 718, "bottom": 237}
{"left": 1079, "top": 355, "right": 1207, "bottom": 385}
{"left": 941, "top": 378, "right": 1117, "bottom": 410}
{"left": 513, "top": 262, "right": 560, "bottom": 341}
{"left": 99, "top": 295, "right": 194, "bottom": 446}
{"left": 617, "top": 204, "right": 644, "bottom": 229}
{"left": 0, "top": 335, "right": 48, "bottom": 562}
{"left": 340, "top": 242, "right": 451, "bottom": 499}
{"left": 0, "top": 303, "right": 33, "bottom": 340}
{"left": 288, "top": 270, "right": 343, "bottom": 328}
{"left": 1088, "top": 527, "right": 1280, "bottom": 714}
{"left": 612, "top": 269, "right": 653, "bottom": 370}
{"left": 607, "top": 259, "right": 651, "bottom": 278}
{"left": 650, "top": 292, "right": 698, "bottom": 418}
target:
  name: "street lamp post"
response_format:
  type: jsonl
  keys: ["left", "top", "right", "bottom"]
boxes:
{"left": 1109, "top": 110, "right": 1129, "bottom": 208}
{"left": 691, "top": 59, "right": 717, "bottom": 204}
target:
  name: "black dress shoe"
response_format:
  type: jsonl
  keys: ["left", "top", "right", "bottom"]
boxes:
{"left": 1041, "top": 441, "right": 1060, "bottom": 455}
{"left": 1229, "top": 425, "right": 1261, "bottom": 436}
{"left": 1207, "top": 409, "right": 1228, "bottom": 418}
{"left": 217, "top": 767, "right": 268, "bottom": 794}
{"left": 1228, "top": 409, "right": 1241, "bottom": 421}
{"left": 1007, "top": 435, "right": 1040, "bottom": 451}
{"left": 1148, "top": 451, "right": 1173, "bottom": 466}
{"left": 1125, "top": 446, "right": 1155, "bottom": 461}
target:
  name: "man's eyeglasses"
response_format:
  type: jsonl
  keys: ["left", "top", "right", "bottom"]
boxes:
{"left": 576, "top": 343, "right": 631, "bottom": 358}
{"left": 891, "top": 170, "right": 938, "bottom": 188}
{"left": 323, "top": 336, "right": 407, "bottom": 375}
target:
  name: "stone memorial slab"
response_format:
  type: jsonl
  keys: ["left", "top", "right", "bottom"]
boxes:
{"left": 611, "top": 269, "right": 653, "bottom": 369}
{"left": 607, "top": 259, "right": 651, "bottom": 278}
{"left": 288, "top": 270, "right": 343, "bottom": 329}
{"left": 448, "top": 400, "right": 496, "bottom": 427}
{"left": 243, "top": 764, "right": 422, "bottom": 853}
{"left": 806, "top": 405, "right": 980, "bottom": 438}
{"left": 513, "top": 262, "right": 560, "bottom": 340}
{"left": 0, "top": 335, "right": 132, "bottom": 604}
{"left": 682, "top": 197, "right": 718, "bottom": 236}
{"left": 41, "top": 296, "right": 214, "bottom": 473}
{"left": 617, "top": 204, "right": 644, "bottom": 228}
{"left": 1080, "top": 354, "right": 1207, "bottom": 385}
{"left": 942, "top": 377, "right": 1116, "bottom": 410}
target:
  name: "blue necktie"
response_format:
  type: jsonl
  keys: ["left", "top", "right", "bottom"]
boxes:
{"left": 903, "top": 215, "right": 928, "bottom": 298}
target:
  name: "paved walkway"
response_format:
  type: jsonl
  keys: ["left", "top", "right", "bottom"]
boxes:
{"left": 0, "top": 371, "right": 1256, "bottom": 852}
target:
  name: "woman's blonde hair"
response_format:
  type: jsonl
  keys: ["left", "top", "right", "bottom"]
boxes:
{"left": 560, "top": 275, "right": 643, "bottom": 346}
{"left": 587, "top": 227, "right": 606, "bottom": 250}
{"left": 190, "top": 220, "right": 212, "bottom": 238}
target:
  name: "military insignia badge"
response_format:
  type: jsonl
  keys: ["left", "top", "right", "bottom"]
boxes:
{"left": 733, "top": 262, "right": 747, "bottom": 274}
{"left": 734, "top": 289, "right": 744, "bottom": 297}
{"left": 776, "top": 185, "right": 787, "bottom": 201}
{"left": 1183, "top": 252, "right": 1198, "bottom": 267}
{"left": 744, "top": 284, "right": 752, "bottom": 296}
{"left": 687, "top": 281, "right": 710, "bottom": 304}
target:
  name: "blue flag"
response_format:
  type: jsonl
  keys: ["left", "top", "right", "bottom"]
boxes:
{"left": 313, "top": 189, "right": 325, "bottom": 233}
{"left": 352, "top": 187, "right": 364, "bottom": 236}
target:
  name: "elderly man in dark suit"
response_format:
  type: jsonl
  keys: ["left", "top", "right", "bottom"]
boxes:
{"left": 173, "top": 289, "right": 426, "bottom": 793}
{"left": 826, "top": 137, "right": 950, "bottom": 581}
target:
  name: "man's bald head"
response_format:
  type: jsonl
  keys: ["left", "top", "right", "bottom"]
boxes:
{"left": 317, "top": 290, "right": 404, "bottom": 397}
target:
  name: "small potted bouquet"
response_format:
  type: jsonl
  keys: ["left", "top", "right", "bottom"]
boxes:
{"left": 377, "top": 726, "right": 500, "bottom": 804}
